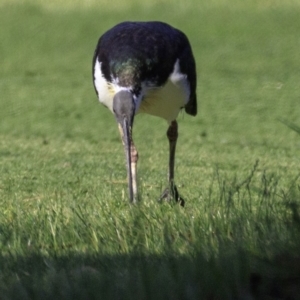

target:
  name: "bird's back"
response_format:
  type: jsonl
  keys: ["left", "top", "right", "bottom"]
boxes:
{"left": 93, "top": 21, "right": 197, "bottom": 117}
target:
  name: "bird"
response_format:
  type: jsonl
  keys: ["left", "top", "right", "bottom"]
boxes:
{"left": 92, "top": 21, "right": 197, "bottom": 206}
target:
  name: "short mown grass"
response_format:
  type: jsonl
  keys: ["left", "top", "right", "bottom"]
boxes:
{"left": 0, "top": 0, "right": 300, "bottom": 299}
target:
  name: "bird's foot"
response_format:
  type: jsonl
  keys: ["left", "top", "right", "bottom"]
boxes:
{"left": 159, "top": 183, "right": 185, "bottom": 207}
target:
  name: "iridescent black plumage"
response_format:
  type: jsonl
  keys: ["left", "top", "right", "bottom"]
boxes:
{"left": 93, "top": 21, "right": 197, "bottom": 115}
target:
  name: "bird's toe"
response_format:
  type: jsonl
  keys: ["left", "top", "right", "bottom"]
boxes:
{"left": 159, "top": 184, "right": 185, "bottom": 207}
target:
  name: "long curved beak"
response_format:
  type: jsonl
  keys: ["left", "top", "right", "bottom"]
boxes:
{"left": 120, "top": 117, "right": 134, "bottom": 202}
{"left": 113, "top": 90, "right": 136, "bottom": 202}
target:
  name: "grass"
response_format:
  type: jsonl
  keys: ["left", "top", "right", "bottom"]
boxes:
{"left": 0, "top": 0, "right": 300, "bottom": 298}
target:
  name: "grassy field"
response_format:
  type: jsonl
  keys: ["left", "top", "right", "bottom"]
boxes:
{"left": 1, "top": 0, "right": 300, "bottom": 298}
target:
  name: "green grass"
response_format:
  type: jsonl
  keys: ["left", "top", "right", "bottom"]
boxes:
{"left": 1, "top": 0, "right": 300, "bottom": 299}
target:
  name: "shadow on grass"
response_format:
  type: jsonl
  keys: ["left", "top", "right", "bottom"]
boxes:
{"left": 1, "top": 163, "right": 300, "bottom": 300}
{"left": 1, "top": 248, "right": 300, "bottom": 300}
{"left": 0, "top": 251, "right": 244, "bottom": 300}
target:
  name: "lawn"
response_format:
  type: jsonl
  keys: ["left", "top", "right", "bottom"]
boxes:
{"left": 0, "top": 0, "right": 300, "bottom": 299}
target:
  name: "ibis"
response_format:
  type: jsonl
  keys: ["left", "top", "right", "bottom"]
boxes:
{"left": 92, "top": 21, "right": 197, "bottom": 206}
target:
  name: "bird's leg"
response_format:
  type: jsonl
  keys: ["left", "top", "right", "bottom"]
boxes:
{"left": 130, "top": 140, "right": 138, "bottom": 202}
{"left": 159, "top": 120, "right": 185, "bottom": 206}
{"left": 118, "top": 123, "right": 139, "bottom": 203}
{"left": 168, "top": 120, "right": 177, "bottom": 186}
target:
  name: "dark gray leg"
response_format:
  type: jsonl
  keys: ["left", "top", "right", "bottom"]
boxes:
{"left": 159, "top": 120, "right": 185, "bottom": 206}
